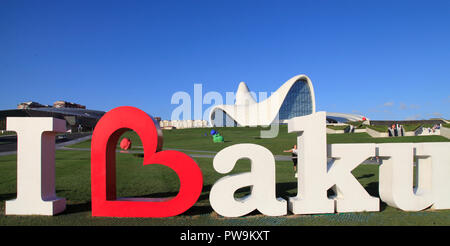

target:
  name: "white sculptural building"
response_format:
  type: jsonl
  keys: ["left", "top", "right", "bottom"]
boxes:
{"left": 209, "top": 74, "right": 367, "bottom": 127}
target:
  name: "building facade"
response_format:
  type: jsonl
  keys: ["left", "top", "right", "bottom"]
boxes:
{"left": 1, "top": 101, "right": 104, "bottom": 132}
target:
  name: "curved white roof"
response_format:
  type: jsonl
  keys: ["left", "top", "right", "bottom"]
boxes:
{"left": 209, "top": 74, "right": 316, "bottom": 126}
{"left": 235, "top": 82, "right": 256, "bottom": 105}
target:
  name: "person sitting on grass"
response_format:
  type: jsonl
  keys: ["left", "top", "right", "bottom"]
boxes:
{"left": 284, "top": 144, "right": 298, "bottom": 178}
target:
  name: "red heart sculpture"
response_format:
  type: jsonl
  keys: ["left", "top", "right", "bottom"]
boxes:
{"left": 91, "top": 106, "right": 203, "bottom": 217}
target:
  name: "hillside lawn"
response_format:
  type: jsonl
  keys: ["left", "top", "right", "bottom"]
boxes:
{"left": 0, "top": 125, "right": 449, "bottom": 226}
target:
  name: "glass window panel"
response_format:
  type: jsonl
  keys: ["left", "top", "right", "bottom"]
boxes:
{"left": 278, "top": 79, "right": 313, "bottom": 120}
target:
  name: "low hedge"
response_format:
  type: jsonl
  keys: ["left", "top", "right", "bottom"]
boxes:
{"left": 327, "top": 125, "right": 349, "bottom": 131}
{"left": 367, "top": 125, "right": 388, "bottom": 132}
{"left": 346, "top": 121, "right": 363, "bottom": 127}
{"left": 346, "top": 121, "right": 367, "bottom": 129}
{"left": 403, "top": 124, "right": 422, "bottom": 132}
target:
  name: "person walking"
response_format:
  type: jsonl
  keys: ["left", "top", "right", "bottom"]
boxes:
{"left": 284, "top": 144, "right": 298, "bottom": 178}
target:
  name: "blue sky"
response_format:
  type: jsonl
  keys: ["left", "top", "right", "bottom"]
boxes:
{"left": 1, "top": 0, "right": 449, "bottom": 120}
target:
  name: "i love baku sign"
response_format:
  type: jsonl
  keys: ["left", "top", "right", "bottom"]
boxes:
{"left": 4, "top": 106, "right": 450, "bottom": 217}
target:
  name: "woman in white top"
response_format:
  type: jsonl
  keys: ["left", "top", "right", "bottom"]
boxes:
{"left": 284, "top": 144, "right": 298, "bottom": 178}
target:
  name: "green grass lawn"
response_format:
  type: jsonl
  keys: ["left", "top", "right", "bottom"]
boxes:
{"left": 403, "top": 124, "right": 422, "bottom": 132}
{"left": 327, "top": 125, "right": 348, "bottom": 131}
{"left": 69, "top": 125, "right": 450, "bottom": 154}
{"left": 0, "top": 131, "right": 15, "bottom": 136}
{"left": 0, "top": 126, "right": 449, "bottom": 225}
{"left": 366, "top": 125, "right": 389, "bottom": 132}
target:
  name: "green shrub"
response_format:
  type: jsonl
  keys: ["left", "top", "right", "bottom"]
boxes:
{"left": 421, "top": 124, "right": 434, "bottom": 129}
{"left": 327, "top": 125, "right": 349, "bottom": 131}
{"left": 443, "top": 123, "right": 450, "bottom": 128}
{"left": 403, "top": 124, "right": 422, "bottom": 132}
{"left": 346, "top": 121, "right": 368, "bottom": 129}
{"left": 367, "top": 125, "right": 388, "bottom": 132}
{"left": 346, "top": 121, "right": 363, "bottom": 127}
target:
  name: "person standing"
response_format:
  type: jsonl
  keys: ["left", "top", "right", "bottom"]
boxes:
{"left": 284, "top": 144, "right": 298, "bottom": 178}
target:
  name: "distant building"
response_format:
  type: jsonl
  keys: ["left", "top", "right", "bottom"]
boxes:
{"left": 159, "top": 119, "right": 209, "bottom": 129}
{"left": 17, "top": 101, "right": 50, "bottom": 109}
{"left": 53, "top": 101, "right": 86, "bottom": 109}
{"left": 154, "top": 117, "right": 161, "bottom": 126}
{"left": 1, "top": 101, "right": 104, "bottom": 132}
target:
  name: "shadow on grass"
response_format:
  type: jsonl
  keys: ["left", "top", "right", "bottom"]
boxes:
{"left": 186, "top": 182, "right": 298, "bottom": 216}
{"left": 92, "top": 182, "right": 301, "bottom": 216}
{"left": 183, "top": 205, "right": 214, "bottom": 215}
{"left": 365, "top": 182, "right": 379, "bottom": 197}
{"left": 275, "top": 180, "right": 388, "bottom": 212}
{"left": 132, "top": 153, "right": 145, "bottom": 158}
{"left": 276, "top": 182, "right": 297, "bottom": 198}
{"left": 356, "top": 174, "right": 375, "bottom": 179}
{"left": 2, "top": 180, "right": 386, "bottom": 217}
{"left": 365, "top": 181, "right": 387, "bottom": 211}
{"left": 64, "top": 202, "right": 91, "bottom": 215}
{"left": 0, "top": 193, "right": 16, "bottom": 202}
{"left": 0, "top": 191, "right": 94, "bottom": 216}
